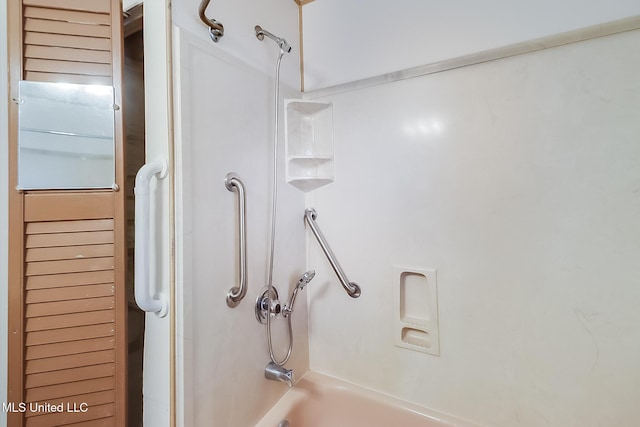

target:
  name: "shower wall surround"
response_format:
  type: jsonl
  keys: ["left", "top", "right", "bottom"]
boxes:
{"left": 305, "top": 29, "right": 640, "bottom": 427}
{"left": 172, "top": 1, "right": 305, "bottom": 426}
{"left": 173, "top": 0, "right": 300, "bottom": 89}
{"left": 302, "top": 0, "right": 640, "bottom": 90}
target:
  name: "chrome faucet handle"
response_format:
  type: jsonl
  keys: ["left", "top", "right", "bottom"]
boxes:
{"left": 255, "top": 286, "right": 281, "bottom": 324}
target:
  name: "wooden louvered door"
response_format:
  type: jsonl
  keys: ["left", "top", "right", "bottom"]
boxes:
{"left": 22, "top": 0, "right": 114, "bottom": 86}
{"left": 21, "top": 194, "right": 123, "bottom": 427}
{"left": 8, "top": 1, "right": 127, "bottom": 426}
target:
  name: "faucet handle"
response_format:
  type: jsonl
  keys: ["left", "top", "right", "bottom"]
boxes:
{"left": 255, "top": 287, "right": 281, "bottom": 324}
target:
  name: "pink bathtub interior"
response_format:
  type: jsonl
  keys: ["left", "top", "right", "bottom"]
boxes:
{"left": 255, "top": 371, "right": 479, "bottom": 427}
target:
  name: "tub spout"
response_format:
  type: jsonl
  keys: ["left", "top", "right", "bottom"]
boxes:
{"left": 265, "top": 362, "right": 294, "bottom": 387}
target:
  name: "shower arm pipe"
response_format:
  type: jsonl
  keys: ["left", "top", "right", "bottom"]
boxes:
{"left": 134, "top": 159, "right": 169, "bottom": 317}
{"left": 225, "top": 173, "right": 247, "bottom": 307}
{"left": 255, "top": 25, "right": 292, "bottom": 53}
{"left": 198, "top": 0, "right": 224, "bottom": 42}
{"left": 304, "top": 209, "right": 361, "bottom": 298}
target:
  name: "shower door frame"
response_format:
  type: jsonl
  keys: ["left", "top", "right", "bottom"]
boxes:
{"left": 133, "top": 1, "right": 176, "bottom": 426}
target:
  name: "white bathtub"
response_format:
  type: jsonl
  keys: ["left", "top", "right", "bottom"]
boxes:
{"left": 255, "top": 371, "right": 480, "bottom": 427}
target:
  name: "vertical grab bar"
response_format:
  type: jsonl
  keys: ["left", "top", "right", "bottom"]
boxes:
{"left": 134, "top": 160, "right": 169, "bottom": 317}
{"left": 304, "top": 209, "right": 361, "bottom": 298}
{"left": 225, "top": 173, "right": 247, "bottom": 307}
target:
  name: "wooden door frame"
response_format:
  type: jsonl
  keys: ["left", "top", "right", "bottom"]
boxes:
{"left": 0, "top": 0, "right": 9, "bottom": 418}
{"left": 7, "top": 2, "right": 25, "bottom": 424}
{"left": 111, "top": 0, "right": 129, "bottom": 425}
{"left": 111, "top": 1, "right": 128, "bottom": 424}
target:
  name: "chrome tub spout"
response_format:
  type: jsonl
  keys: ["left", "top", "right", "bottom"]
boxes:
{"left": 265, "top": 362, "right": 294, "bottom": 387}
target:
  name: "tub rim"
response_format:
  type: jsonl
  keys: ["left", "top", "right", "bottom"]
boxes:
{"left": 255, "top": 370, "right": 485, "bottom": 427}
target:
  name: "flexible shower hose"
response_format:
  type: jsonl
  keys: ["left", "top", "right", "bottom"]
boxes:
{"left": 265, "top": 48, "right": 294, "bottom": 366}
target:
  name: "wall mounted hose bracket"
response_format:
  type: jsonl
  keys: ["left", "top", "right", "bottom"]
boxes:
{"left": 134, "top": 160, "right": 169, "bottom": 317}
{"left": 225, "top": 173, "right": 247, "bottom": 307}
{"left": 198, "top": 0, "right": 224, "bottom": 42}
{"left": 304, "top": 209, "right": 361, "bottom": 298}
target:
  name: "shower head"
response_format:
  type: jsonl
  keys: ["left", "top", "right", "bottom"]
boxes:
{"left": 283, "top": 270, "right": 316, "bottom": 317}
{"left": 255, "top": 25, "right": 292, "bottom": 53}
{"left": 297, "top": 270, "right": 315, "bottom": 289}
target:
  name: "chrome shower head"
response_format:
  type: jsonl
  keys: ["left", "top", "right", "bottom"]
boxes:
{"left": 283, "top": 270, "right": 316, "bottom": 317}
{"left": 297, "top": 270, "right": 315, "bottom": 289}
{"left": 255, "top": 25, "right": 292, "bottom": 53}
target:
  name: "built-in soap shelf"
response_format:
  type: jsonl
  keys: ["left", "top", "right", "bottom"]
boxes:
{"left": 393, "top": 266, "right": 440, "bottom": 356}
{"left": 285, "top": 99, "right": 334, "bottom": 192}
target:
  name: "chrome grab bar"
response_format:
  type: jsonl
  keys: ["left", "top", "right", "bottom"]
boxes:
{"left": 304, "top": 209, "right": 361, "bottom": 298}
{"left": 198, "top": 0, "right": 224, "bottom": 42}
{"left": 225, "top": 173, "right": 247, "bottom": 307}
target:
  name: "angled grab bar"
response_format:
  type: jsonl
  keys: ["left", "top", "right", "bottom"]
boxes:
{"left": 198, "top": 0, "right": 224, "bottom": 42}
{"left": 134, "top": 160, "right": 169, "bottom": 317}
{"left": 225, "top": 173, "right": 247, "bottom": 307}
{"left": 304, "top": 209, "right": 361, "bottom": 298}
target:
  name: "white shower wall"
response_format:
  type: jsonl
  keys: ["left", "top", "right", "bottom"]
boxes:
{"left": 173, "top": 0, "right": 300, "bottom": 90}
{"left": 172, "top": 2, "right": 306, "bottom": 425}
{"left": 302, "top": 0, "right": 640, "bottom": 90}
{"left": 305, "top": 29, "right": 640, "bottom": 427}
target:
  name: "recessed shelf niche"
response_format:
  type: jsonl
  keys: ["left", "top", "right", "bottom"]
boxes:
{"left": 285, "top": 99, "right": 334, "bottom": 192}
{"left": 393, "top": 266, "right": 440, "bottom": 356}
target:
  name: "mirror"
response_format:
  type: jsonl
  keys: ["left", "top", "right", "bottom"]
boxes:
{"left": 18, "top": 80, "right": 116, "bottom": 190}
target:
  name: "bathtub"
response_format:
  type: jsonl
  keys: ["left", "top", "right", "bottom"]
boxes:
{"left": 255, "top": 371, "right": 480, "bottom": 427}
